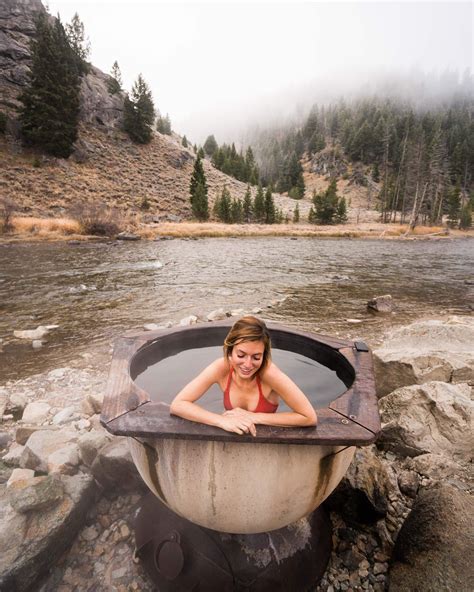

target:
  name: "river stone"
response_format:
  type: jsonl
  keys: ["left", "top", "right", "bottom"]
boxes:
{"left": 9, "top": 474, "right": 64, "bottom": 513}
{"left": 21, "top": 400, "right": 51, "bottom": 424}
{"left": 388, "top": 483, "right": 474, "bottom": 591}
{"left": 374, "top": 316, "right": 474, "bottom": 396}
{"left": 116, "top": 232, "right": 140, "bottom": 241}
{"left": 0, "top": 432, "right": 12, "bottom": 450}
{"left": 403, "top": 453, "right": 469, "bottom": 486}
{"left": 47, "top": 443, "right": 80, "bottom": 475}
{"left": 6, "top": 392, "right": 28, "bottom": 417}
{"left": 378, "top": 382, "right": 473, "bottom": 459}
{"left": 52, "top": 406, "right": 77, "bottom": 425}
{"left": 0, "top": 473, "right": 96, "bottom": 592}
{"left": 397, "top": 470, "right": 420, "bottom": 498}
{"left": 6, "top": 468, "right": 35, "bottom": 488}
{"left": 15, "top": 425, "right": 58, "bottom": 445}
{"left": 78, "top": 430, "right": 111, "bottom": 467}
{"left": 20, "top": 428, "right": 78, "bottom": 472}
{"left": 326, "top": 447, "right": 397, "bottom": 525}
{"left": 3, "top": 442, "right": 25, "bottom": 467}
{"left": 13, "top": 325, "right": 51, "bottom": 340}
{"left": 91, "top": 437, "right": 143, "bottom": 491}
{"left": 367, "top": 294, "right": 393, "bottom": 313}
{"left": 207, "top": 308, "right": 228, "bottom": 321}
{"left": 179, "top": 315, "right": 198, "bottom": 326}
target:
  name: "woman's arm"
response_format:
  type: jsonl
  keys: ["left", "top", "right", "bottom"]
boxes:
{"left": 170, "top": 359, "right": 257, "bottom": 436}
{"left": 225, "top": 363, "right": 317, "bottom": 428}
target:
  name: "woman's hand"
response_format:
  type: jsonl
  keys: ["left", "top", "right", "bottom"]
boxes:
{"left": 218, "top": 412, "right": 257, "bottom": 436}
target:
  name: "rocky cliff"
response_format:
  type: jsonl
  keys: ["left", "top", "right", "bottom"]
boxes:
{"left": 0, "top": 0, "right": 258, "bottom": 218}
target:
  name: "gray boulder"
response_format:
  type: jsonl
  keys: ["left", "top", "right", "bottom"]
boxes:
{"left": 374, "top": 316, "right": 474, "bottom": 397}
{"left": 326, "top": 447, "right": 397, "bottom": 525}
{"left": 8, "top": 474, "right": 64, "bottom": 513}
{"left": 388, "top": 483, "right": 474, "bottom": 591}
{"left": 0, "top": 473, "right": 96, "bottom": 592}
{"left": 91, "top": 437, "right": 143, "bottom": 491}
{"left": 21, "top": 400, "right": 51, "bottom": 424}
{"left": 20, "top": 428, "right": 77, "bottom": 472}
{"left": 379, "top": 382, "right": 473, "bottom": 459}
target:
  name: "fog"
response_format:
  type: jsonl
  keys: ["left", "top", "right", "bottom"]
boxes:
{"left": 48, "top": 1, "right": 473, "bottom": 144}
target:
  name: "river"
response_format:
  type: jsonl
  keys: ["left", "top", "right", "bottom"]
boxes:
{"left": 0, "top": 237, "right": 472, "bottom": 382}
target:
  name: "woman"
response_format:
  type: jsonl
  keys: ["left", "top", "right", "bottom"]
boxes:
{"left": 170, "top": 316, "right": 317, "bottom": 436}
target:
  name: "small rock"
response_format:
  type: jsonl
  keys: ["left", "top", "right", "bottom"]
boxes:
{"left": 367, "top": 294, "right": 393, "bottom": 313}
{"left": 179, "top": 315, "right": 198, "bottom": 326}
{"left": 20, "top": 428, "right": 77, "bottom": 472}
{"left": 32, "top": 339, "right": 44, "bottom": 349}
{"left": 3, "top": 442, "right": 25, "bottom": 466}
{"left": 251, "top": 307, "right": 263, "bottom": 314}
{"left": 81, "top": 525, "right": 100, "bottom": 541}
{"left": 143, "top": 323, "right": 161, "bottom": 331}
{"left": 52, "top": 406, "right": 77, "bottom": 425}
{"left": 13, "top": 325, "right": 55, "bottom": 340}
{"left": 47, "top": 444, "right": 80, "bottom": 475}
{"left": 207, "top": 308, "right": 228, "bottom": 322}
{"left": 74, "top": 418, "right": 91, "bottom": 431}
{"left": 0, "top": 431, "right": 12, "bottom": 449}
{"left": 346, "top": 319, "right": 363, "bottom": 324}
{"left": 22, "top": 400, "right": 52, "bottom": 424}
{"left": 6, "top": 468, "right": 35, "bottom": 488}
{"left": 78, "top": 430, "right": 111, "bottom": 467}
{"left": 116, "top": 232, "right": 140, "bottom": 241}
{"left": 16, "top": 425, "right": 58, "bottom": 445}
{"left": 6, "top": 392, "right": 28, "bottom": 417}
{"left": 373, "top": 562, "right": 387, "bottom": 575}
{"left": 48, "top": 367, "right": 68, "bottom": 380}
{"left": 397, "top": 470, "right": 420, "bottom": 498}
{"left": 0, "top": 389, "right": 8, "bottom": 419}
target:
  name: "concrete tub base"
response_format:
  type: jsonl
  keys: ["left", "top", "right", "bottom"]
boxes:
{"left": 135, "top": 492, "right": 332, "bottom": 592}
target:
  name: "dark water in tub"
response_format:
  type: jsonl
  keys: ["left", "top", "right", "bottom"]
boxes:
{"left": 133, "top": 346, "right": 348, "bottom": 411}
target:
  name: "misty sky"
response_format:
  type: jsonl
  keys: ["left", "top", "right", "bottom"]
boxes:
{"left": 47, "top": 1, "right": 473, "bottom": 143}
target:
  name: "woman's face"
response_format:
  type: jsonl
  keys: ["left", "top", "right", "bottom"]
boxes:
{"left": 229, "top": 340, "right": 265, "bottom": 379}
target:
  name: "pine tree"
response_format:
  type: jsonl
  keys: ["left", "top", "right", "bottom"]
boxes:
{"left": 335, "top": 196, "right": 348, "bottom": 223}
{"left": 264, "top": 186, "right": 276, "bottom": 224}
{"left": 123, "top": 74, "right": 155, "bottom": 144}
{"left": 459, "top": 204, "right": 472, "bottom": 229}
{"left": 253, "top": 184, "right": 265, "bottom": 223}
{"left": 190, "top": 156, "right": 208, "bottom": 221}
{"left": 19, "top": 13, "right": 81, "bottom": 158}
{"left": 308, "top": 206, "right": 316, "bottom": 224}
{"left": 182, "top": 135, "right": 188, "bottom": 148}
{"left": 156, "top": 114, "right": 172, "bottom": 135}
{"left": 108, "top": 60, "right": 122, "bottom": 94}
{"left": 203, "top": 135, "right": 218, "bottom": 157}
{"left": 216, "top": 186, "right": 232, "bottom": 223}
{"left": 65, "top": 13, "right": 90, "bottom": 74}
{"left": 446, "top": 184, "right": 461, "bottom": 227}
{"left": 231, "top": 198, "right": 243, "bottom": 223}
{"left": 293, "top": 203, "right": 300, "bottom": 223}
{"left": 243, "top": 185, "right": 253, "bottom": 222}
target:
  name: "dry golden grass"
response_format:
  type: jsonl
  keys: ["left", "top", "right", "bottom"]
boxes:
{"left": 9, "top": 216, "right": 81, "bottom": 237}
{"left": 1, "top": 217, "right": 470, "bottom": 242}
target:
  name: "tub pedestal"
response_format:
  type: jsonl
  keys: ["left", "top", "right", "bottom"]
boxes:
{"left": 135, "top": 493, "right": 332, "bottom": 591}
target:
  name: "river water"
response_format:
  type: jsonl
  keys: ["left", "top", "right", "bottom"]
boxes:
{"left": 0, "top": 237, "right": 472, "bottom": 382}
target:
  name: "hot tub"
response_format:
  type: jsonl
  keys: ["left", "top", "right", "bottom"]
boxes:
{"left": 101, "top": 320, "right": 380, "bottom": 535}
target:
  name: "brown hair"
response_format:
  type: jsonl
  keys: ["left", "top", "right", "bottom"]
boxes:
{"left": 223, "top": 316, "right": 272, "bottom": 374}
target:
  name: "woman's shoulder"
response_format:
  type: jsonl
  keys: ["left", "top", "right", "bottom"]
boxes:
{"left": 208, "top": 356, "right": 229, "bottom": 378}
{"left": 260, "top": 361, "right": 283, "bottom": 383}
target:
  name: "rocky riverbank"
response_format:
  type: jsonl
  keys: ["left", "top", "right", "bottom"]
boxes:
{"left": 0, "top": 316, "right": 473, "bottom": 591}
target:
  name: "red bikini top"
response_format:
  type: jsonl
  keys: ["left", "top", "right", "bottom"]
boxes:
{"left": 224, "top": 368, "right": 278, "bottom": 413}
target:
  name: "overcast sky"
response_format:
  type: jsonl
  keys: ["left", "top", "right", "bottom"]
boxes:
{"left": 47, "top": 1, "right": 473, "bottom": 143}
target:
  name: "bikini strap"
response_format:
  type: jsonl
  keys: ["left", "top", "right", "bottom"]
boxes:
{"left": 224, "top": 367, "right": 233, "bottom": 409}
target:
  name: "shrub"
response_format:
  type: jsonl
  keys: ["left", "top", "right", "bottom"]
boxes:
{"left": 0, "top": 198, "right": 15, "bottom": 232}
{"left": 70, "top": 202, "right": 121, "bottom": 236}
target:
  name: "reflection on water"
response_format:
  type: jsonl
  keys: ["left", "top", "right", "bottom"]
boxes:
{"left": 0, "top": 238, "right": 472, "bottom": 381}
{"left": 133, "top": 346, "right": 347, "bottom": 411}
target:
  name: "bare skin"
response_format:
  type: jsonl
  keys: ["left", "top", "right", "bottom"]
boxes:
{"left": 170, "top": 340, "right": 317, "bottom": 436}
